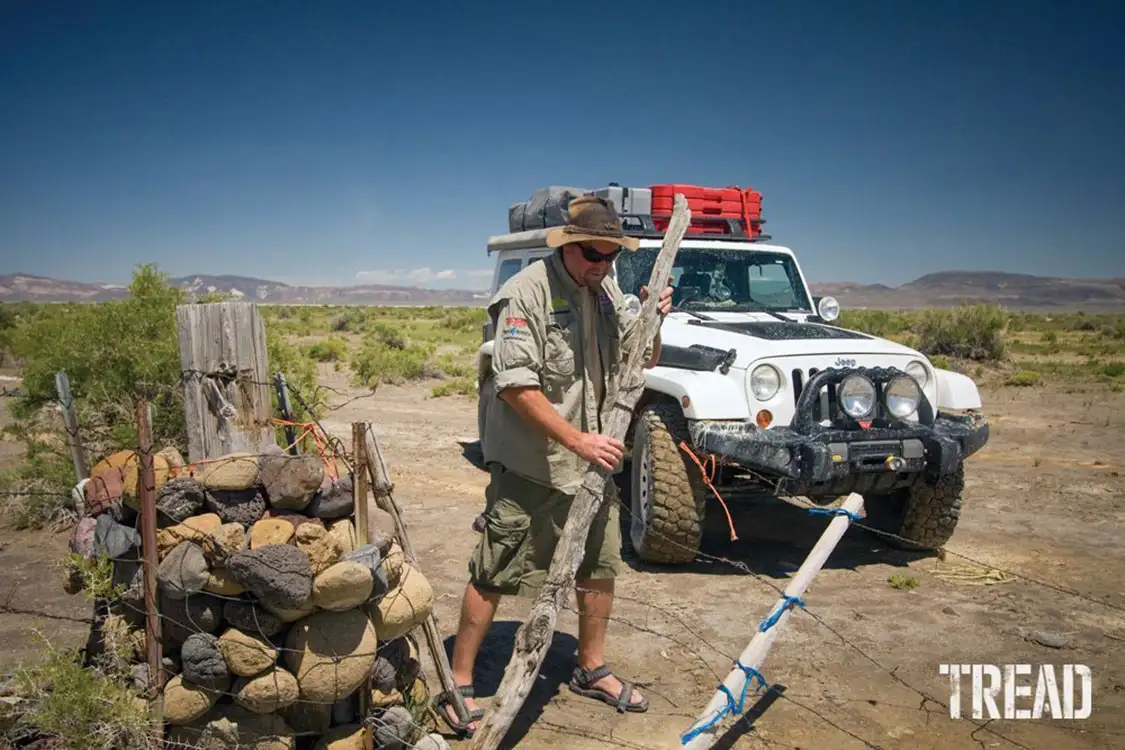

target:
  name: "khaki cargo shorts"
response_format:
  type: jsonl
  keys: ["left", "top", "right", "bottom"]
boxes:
{"left": 468, "top": 463, "right": 622, "bottom": 597}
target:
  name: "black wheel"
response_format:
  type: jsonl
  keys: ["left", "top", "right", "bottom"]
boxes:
{"left": 865, "top": 464, "right": 965, "bottom": 550}
{"left": 628, "top": 402, "right": 707, "bottom": 565}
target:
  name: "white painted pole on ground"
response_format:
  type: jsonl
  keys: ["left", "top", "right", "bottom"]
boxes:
{"left": 680, "top": 492, "right": 866, "bottom": 749}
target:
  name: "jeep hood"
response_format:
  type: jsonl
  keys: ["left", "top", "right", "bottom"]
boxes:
{"left": 657, "top": 313, "right": 923, "bottom": 368}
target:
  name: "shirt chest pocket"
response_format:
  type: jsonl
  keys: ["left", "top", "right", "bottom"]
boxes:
{"left": 542, "top": 322, "right": 577, "bottom": 401}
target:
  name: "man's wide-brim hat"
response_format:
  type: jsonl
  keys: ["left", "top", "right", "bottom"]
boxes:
{"left": 545, "top": 194, "right": 640, "bottom": 251}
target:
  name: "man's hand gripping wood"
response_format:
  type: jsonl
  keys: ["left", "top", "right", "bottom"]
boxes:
{"left": 470, "top": 194, "right": 692, "bottom": 750}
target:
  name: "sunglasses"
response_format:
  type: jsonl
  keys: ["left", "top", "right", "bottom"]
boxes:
{"left": 577, "top": 243, "right": 621, "bottom": 264}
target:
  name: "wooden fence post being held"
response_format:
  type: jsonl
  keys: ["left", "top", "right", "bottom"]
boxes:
{"left": 680, "top": 493, "right": 866, "bottom": 749}
{"left": 134, "top": 397, "right": 164, "bottom": 746}
{"left": 54, "top": 370, "right": 88, "bottom": 481}
{"left": 363, "top": 423, "right": 471, "bottom": 728}
{"left": 470, "top": 193, "right": 693, "bottom": 750}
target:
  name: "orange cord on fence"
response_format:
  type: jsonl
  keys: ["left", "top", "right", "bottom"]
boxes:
{"left": 163, "top": 419, "right": 343, "bottom": 482}
{"left": 678, "top": 440, "right": 739, "bottom": 542}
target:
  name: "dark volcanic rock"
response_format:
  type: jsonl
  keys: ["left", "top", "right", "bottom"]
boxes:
{"left": 260, "top": 453, "right": 324, "bottom": 511}
{"left": 226, "top": 545, "right": 313, "bottom": 610}
{"left": 155, "top": 477, "right": 207, "bottom": 527}
{"left": 180, "top": 633, "right": 230, "bottom": 687}
{"left": 306, "top": 474, "right": 355, "bottom": 520}
{"left": 205, "top": 487, "right": 268, "bottom": 526}
{"left": 222, "top": 599, "right": 286, "bottom": 639}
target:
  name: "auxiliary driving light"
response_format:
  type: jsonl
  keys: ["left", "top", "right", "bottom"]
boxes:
{"left": 839, "top": 374, "right": 876, "bottom": 418}
{"left": 884, "top": 374, "right": 922, "bottom": 418}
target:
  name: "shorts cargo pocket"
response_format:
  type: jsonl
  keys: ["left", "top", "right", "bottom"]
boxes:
{"left": 469, "top": 509, "right": 531, "bottom": 593}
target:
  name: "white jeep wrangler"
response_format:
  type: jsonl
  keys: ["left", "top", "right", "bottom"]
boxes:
{"left": 474, "top": 212, "right": 990, "bottom": 565}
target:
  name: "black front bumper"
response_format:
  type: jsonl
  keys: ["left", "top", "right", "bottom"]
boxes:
{"left": 686, "top": 366, "right": 989, "bottom": 486}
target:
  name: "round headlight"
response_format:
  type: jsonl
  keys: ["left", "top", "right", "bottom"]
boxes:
{"left": 750, "top": 365, "right": 782, "bottom": 401}
{"left": 817, "top": 296, "right": 840, "bottom": 322}
{"left": 905, "top": 360, "right": 929, "bottom": 387}
{"left": 885, "top": 375, "right": 922, "bottom": 418}
{"left": 839, "top": 374, "right": 876, "bottom": 418}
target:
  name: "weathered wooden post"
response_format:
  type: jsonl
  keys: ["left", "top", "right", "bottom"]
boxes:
{"left": 134, "top": 396, "right": 164, "bottom": 746}
{"left": 176, "top": 301, "right": 274, "bottom": 462}
{"left": 470, "top": 194, "right": 692, "bottom": 750}
{"left": 54, "top": 370, "right": 88, "bottom": 481}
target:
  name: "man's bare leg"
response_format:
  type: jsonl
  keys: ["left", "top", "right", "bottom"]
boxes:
{"left": 446, "top": 581, "right": 501, "bottom": 730}
{"left": 575, "top": 577, "right": 645, "bottom": 706}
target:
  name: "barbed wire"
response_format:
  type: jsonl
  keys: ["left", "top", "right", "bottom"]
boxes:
{"left": 2, "top": 371, "right": 1121, "bottom": 749}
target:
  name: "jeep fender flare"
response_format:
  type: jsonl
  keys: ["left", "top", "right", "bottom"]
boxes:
{"left": 933, "top": 367, "right": 982, "bottom": 411}
{"left": 641, "top": 368, "right": 751, "bottom": 421}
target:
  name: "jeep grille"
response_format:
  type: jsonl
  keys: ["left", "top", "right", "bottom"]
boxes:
{"left": 791, "top": 368, "right": 836, "bottom": 422}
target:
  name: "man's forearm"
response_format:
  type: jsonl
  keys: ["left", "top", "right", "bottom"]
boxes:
{"left": 499, "top": 386, "right": 583, "bottom": 451}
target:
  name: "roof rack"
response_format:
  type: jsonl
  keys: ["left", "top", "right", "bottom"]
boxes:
{"left": 620, "top": 214, "right": 772, "bottom": 243}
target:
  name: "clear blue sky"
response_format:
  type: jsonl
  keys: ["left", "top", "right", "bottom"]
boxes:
{"left": 2, "top": 0, "right": 1123, "bottom": 290}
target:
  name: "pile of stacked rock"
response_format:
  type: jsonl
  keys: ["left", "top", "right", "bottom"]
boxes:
{"left": 66, "top": 444, "right": 451, "bottom": 749}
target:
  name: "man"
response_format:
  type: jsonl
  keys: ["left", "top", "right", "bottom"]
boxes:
{"left": 437, "top": 195, "right": 674, "bottom": 736}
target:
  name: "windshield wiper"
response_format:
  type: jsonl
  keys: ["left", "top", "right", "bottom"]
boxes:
{"left": 733, "top": 304, "right": 792, "bottom": 323}
{"left": 670, "top": 305, "right": 716, "bottom": 322}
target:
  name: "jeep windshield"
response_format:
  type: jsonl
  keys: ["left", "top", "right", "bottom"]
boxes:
{"left": 615, "top": 247, "right": 813, "bottom": 313}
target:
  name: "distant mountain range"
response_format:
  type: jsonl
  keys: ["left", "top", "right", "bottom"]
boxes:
{"left": 0, "top": 273, "right": 489, "bottom": 306}
{"left": 1, "top": 271, "right": 1124, "bottom": 311}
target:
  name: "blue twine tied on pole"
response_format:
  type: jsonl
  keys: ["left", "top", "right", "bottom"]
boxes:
{"left": 680, "top": 661, "right": 769, "bottom": 744}
{"left": 758, "top": 594, "right": 805, "bottom": 632}
{"left": 808, "top": 507, "right": 863, "bottom": 521}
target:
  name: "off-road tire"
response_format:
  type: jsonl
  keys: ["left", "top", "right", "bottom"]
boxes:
{"left": 865, "top": 464, "right": 965, "bottom": 550}
{"left": 628, "top": 403, "right": 707, "bottom": 565}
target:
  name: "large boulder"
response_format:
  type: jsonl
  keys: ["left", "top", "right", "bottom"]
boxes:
{"left": 168, "top": 704, "right": 295, "bottom": 750}
{"left": 158, "top": 541, "right": 210, "bottom": 600}
{"left": 93, "top": 514, "right": 141, "bottom": 560}
{"left": 306, "top": 474, "right": 354, "bottom": 520}
{"left": 373, "top": 564, "right": 433, "bottom": 641}
{"left": 162, "top": 673, "right": 226, "bottom": 726}
{"left": 374, "top": 706, "right": 414, "bottom": 749}
{"left": 181, "top": 633, "right": 230, "bottom": 688}
{"left": 233, "top": 666, "right": 300, "bottom": 714}
{"left": 260, "top": 453, "right": 324, "bottom": 511}
{"left": 313, "top": 723, "right": 367, "bottom": 750}
{"left": 204, "top": 522, "right": 248, "bottom": 566}
{"left": 325, "top": 518, "right": 356, "bottom": 555}
{"left": 250, "top": 518, "right": 295, "bottom": 548}
{"left": 265, "top": 509, "right": 324, "bottom": 534}
{"left": 223, "top": 599, "right": 286, "bottom": 639}
{"left": 227, "top": 544, "right": 314, "bottom": 610}
{"left": 342, "top": 545, "right": 390, "bottom": 603}
{"left": 193, "top": 452, "right": 260, "bottom": 491}
{"left": 295, "top": 524, "right": 342, "bottom": 576}
{"left": 157, "top": 513, "right": 223, "bottom": 558}
{"left": 312, "top": 561, "right": 373, "bottom": 612}
{"left": 155, "top": 477, "right": 207, "bottom": 527}
{"left": 204, "top": 567, "right": 247, "bottom": 597}
{"left": 217, "top": 627, "right": 279, "bottom": 677}
{"left": 205, "top": 486, "right": 268, "bottom": 526}
{"left": 284, "top": 609, "right": 377, "bottom": 704}
{"left": 161, "top": 592, "right": 224, "bottom": 644}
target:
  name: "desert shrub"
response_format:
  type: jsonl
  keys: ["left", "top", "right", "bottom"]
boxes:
{"left": 305, "top": 337, "right": 348, "bottom": 362}
{"left": 914, "top": 304, "right": 1008, "bottom": 361}
{"left": 432, "top": 376, "right": 477, "bottom": 398}
{"left": 837, "top": 309, "right": 913, "bottom": 338}
{"left": 6, "top": 640, "right": 154, "bottom": 750}
{"left": 349, "top": 334, "right": 434, "bottom": 387}
{"left": 1103, "top": 361, "right": 1125, "bottom": 379}
{"left": 1005, "top": 370, "right": 1041, "bottom": 387}
{"left": 368, "top": 321, "right": 409, "bottom": 350}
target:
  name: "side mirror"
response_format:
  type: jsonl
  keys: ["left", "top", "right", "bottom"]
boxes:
{"left": 814, "top": 296, "right": 840, "bottom": 322}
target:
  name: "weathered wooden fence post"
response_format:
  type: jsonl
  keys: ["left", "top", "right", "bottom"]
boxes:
{"left": 470, "top": 194, "right": 692, "bottom": 750}
{"left": 175, "top": 301, "right": 274, "bottom": 462}
{"left": 54, "top": 370, "right": 88, "bottom": 481}
{"left": 134, "top": 396, "right": 164, "bottom": 746}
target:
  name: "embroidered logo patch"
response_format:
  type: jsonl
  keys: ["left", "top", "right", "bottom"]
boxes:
{"left": 503, "top": 317, "right": 529, "bottom": 339}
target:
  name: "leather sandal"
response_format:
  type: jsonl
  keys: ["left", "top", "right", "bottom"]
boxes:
{"left": 434, "top": 684, "right": 485, "bottom": 737}
{"left": 569, "top": 664, "right": 649, "bottom": 713}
